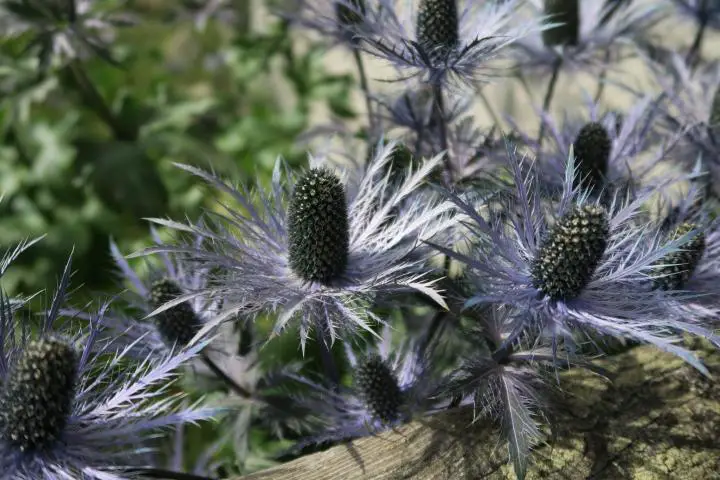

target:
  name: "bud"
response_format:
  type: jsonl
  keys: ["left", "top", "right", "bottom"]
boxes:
{"left": 355, "top": 355, "right": 403, "bottom": 423}
{"left": 288, "top": 168, "right": 349, "bottom": 284}
{"left": 542, "top": 0, "right": 579, "bottom": 47}
{"left": 335, "top": 0, "right": 366, "bottom": 27}
{"left": 653, "top": 223, "right": 705, "bottom": 291}
{"left": 416, "top": 0, "right": 459, "bottom": 62}
{"left": 150, "top": 278, "right": 202, "bottom": 347}
{"left": 0, "top": 338, "right": 77, "bottom": 451}
{"left": 532, "top": 205, "right": 609, "bottom": 300}
{"left": 573, "top": 122, "right": 611, "bottom": 194}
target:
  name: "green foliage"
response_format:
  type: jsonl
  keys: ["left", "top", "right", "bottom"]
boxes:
{"left": 0, "top": 1, "right": 356, "bottom": 298}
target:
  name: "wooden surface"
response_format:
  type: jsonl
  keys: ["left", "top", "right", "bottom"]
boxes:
{"left": 239, "top": 341, "right": 720, "bottom": 479}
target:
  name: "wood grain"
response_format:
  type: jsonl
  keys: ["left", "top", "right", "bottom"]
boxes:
{"left": 238, "top": 341, "right": 720, "bottom": 479}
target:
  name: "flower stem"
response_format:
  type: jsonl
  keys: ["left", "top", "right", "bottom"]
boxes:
{"left": 353, "top": 47, "right": 377, "bottom": 142}
{"left": 536, "top": 58, "right": 562, "bottom": 155}
{"left": 686, "top": 0, "right": 709, "bottom": 69}
{"left": 124, "top": 468, "right": 217, "bottom": 480}
{"left": 594, "top": 50, "right": 611, "bottom": 104}
{"left": 201, "top": 352, "right": 252, "bottom": 399}
{"left": 432, "top": 83, "right": 452, "bottom": 183}
{"left": 319, "top": 339, "right": 341, "bottom": 389}
{"left": 67, "top": 60, "right": 134, "bottom": 140}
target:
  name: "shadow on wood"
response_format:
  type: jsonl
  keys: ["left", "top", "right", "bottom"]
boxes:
{"left": 239, "top": 341, "right": 720, "bottom": 479}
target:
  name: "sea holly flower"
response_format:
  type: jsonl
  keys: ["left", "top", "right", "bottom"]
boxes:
{"left": 282, "top": 0, "right": 384, "bottom": 48}
{"left": 431, "top": 144, "right": 720, "bottom": 374}
{"left": 0, "top": 255, "right": 216, "bottom": 479}
{"left": 281, "top": 325, "right": 447, "bottom": 449}
{"left": 139, "top": 142, "right": 456, "bottom": 351}
{"left": 650, "top": 188, "right": 720, "bottom": 325}
{"left": 360, "top": 0, "right": 544, "bottom": 87}
{"left": 512, "top": 0, "right": 664, "bottom": 76}
{"left": 75, "top": 227, "right": 222, "bottom": 360}
{"left": 0, "top": 0, "right": 133, "bottom": 67}
{"left": 509, "top": 94, "right": 671, "bottom": 197}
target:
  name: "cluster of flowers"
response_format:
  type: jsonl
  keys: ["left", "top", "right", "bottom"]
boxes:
{"left": 3, "top": 0, "right": 720, "bottom": 479}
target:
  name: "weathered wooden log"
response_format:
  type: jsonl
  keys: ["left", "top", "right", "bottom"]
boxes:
{"left": 239, "top": 341, "right": 720, "bottom": 479}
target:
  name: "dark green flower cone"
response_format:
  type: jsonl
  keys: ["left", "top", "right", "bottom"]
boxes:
{"left": 335, "top": 0, "right": 366, "bottom": 27}
{"left": 355, "top": 355, "right": 403, "bottom": 423}
{"left": 416, "top": 0, "right": 459, "bottom": 62}
{"left": 573, "top": 122, "right": 611, "bottom": 194}
{"left": 542, "top": 0, "right": 579, "bottom": 47}
{"left": 150, "top": 278, "right": 203, "bottom": 347}
{"left": 0, "top": 338, "right": 77, "bottom": 451}
{"left": 532, "top": 204, "right": 609, "bottom": 300}
{"left": 288, "top": 168, "right": 349, "bottom": 285}
{"left": 652, "top": 223, "right": 705, "bottom": 291}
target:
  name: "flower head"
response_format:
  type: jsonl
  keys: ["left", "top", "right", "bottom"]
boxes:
{"left": 510, "top": 94, "right": 670, "bottom": 197}
{"left": 360, "top": 0, "right": 544, "bottom": 87}
{"left": 283, "top": 325, "right": 446, "bottom": 449}
{"left": 513, "top": 0, "right": 664, "bottom": 76}
{"left": 95, "top": 228, "right": 220, "bottom": 359}
{"left": 139, "top": 142, "right": 455, "bottom": 351}
{"left": 0, "top": 0, "right": 133, "bottom": 66}
{"left": 432, "top": 143, "right": 719, "bottom": 374}
{"left": 0, "top": 256, "right": 216, "bottom": 479}
{"left": 282, "top": 0, "right": 384, "bottom": 48}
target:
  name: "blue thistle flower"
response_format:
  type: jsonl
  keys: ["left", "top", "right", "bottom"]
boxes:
{"left": 138, "top": 142, "right": 456, "bottom": 351}
{"left": 359, "top": 0, "right": 545, "bottom": 87}
{"left": 0, "top": 0, "right": 133, "bottom": 66}
{"left": 282, "top": 325, "right": 447, "bottom": 449}
{"left": 281, "top": 0, "right": 384, "bottom": 48}
{"left": 431, "top": 143, "right": 720, "bottom": 374}
{"left": 513, "top": 1, "right": 664, "bottom": 76}
{"left": 651, "top": 188, "right": 720, "bottom": 326}
{"left": 509, "top": 94, "right": 670, "bottom": 197}
{"left": 86, "top": 227, "right": 222, "bottom": 360}
{"left": 0, "top": 256, "right": 217, "bottom": 479}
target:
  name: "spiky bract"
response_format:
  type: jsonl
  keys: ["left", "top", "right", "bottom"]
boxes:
{"left": 710, "top": 89, "right": 720, "bottom": 126}
{"left": 573, "top": 122, "right": 611, "bottom": 192}
{"left": 653, "top": 223, "right": 706, "bottom": 291}
{"left": 0, "top": 338, "right": 77, "bottom": 452}
{"left": 416, "top": 0, "right": 459, "bottom": 61}
{"left": 150, "top": 278, "right": 203, "bottom": 347}
{"left": 355, "top": 355, "right": 403, "bottom": 423}
{"left": 532, "top": 205, "right": 609, "bottom": 300}
{"left": 542, "top": 0, "right": 579, "bottom": 47}
{"left": 288, "top": 168, "right": 350, "bottom": 285}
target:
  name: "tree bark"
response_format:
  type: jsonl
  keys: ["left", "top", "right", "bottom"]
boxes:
{"left": 238, "top": 341, "right": 720, "bottom": 479}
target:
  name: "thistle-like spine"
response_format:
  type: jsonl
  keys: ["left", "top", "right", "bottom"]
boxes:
{"left": 335, "top": 0, "right": 367, "bottom": 27}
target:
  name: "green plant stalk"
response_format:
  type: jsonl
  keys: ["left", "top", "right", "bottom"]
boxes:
{"left": 536, "top": 58, "right": 562, "bottom": 155}
{"left": 67, "top": 60, "right": 133, "bottom": 140}
{"left": 353, "top": 47, "right": 378, "bottom": 142}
